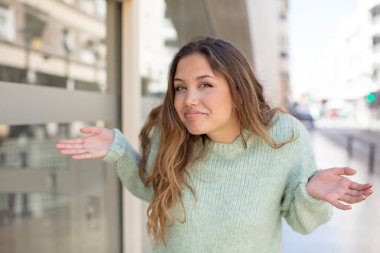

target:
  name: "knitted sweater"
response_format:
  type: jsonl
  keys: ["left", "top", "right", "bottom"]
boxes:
{"left": 103, "top": 113, "right": 333, "bottom": 253}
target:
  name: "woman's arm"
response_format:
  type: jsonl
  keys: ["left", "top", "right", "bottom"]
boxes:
{"left": 102, "top": 128, "right": 155, "bottom": 202}
{"left": 280, "top": 124, "right": 333, "bottom": 234}
{"left": 280, "top": 122, "right": 373, "bottom": 234}
{"left": 56, "top": 127, "right": 154, "bottom": 202}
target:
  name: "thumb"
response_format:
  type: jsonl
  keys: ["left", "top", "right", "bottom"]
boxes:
{"left": 80, "top": 127, "right": 102, "bottom": 135}
{"left": 331, "top": 167, "right": 357, "bottom": 176}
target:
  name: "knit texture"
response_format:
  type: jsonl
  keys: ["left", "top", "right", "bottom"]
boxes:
{"left": 103, "top": 113, "right": 333, "bottom": 253}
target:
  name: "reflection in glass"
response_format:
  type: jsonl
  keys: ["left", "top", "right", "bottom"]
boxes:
{"left": 0, "top": 0, "right": 107, "bottom": 93}
{"left": 0, "top": 121, "right": 108, "bottom": 253}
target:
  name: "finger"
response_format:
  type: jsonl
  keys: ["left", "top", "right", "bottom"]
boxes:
{"left": 72, "top": 153, "right": 101, "bottom": 160}
{"left": 339, "top": 194, "right": 367, "bottom": 204}
{"left": 60, "top": 149, "right": 87, "bottom": 155}
{"left": 56, "top": 143, "right": 84, "bottom": 149}
{"left": 346, "top": 188, "right": 373, "bottom": 197}
{"left": 364, "top": 188, "right": 374, "bottom": 196}
{"left": 331, "top": 200, "right": 352, "bottom": 210}
{"left": 331, "top": 167, "right": 357, "bottom": 176}
{"left": 80, "top": 127, "right": 101, "bottom": 135}
{"left": 349, "top": 182, "right": 372, "bottom": 191}
{"left": 346, "top": 189, "right": 363, "bottom": 197}
{"left": 56, "top": 138, "right": 83, "bottom": 144}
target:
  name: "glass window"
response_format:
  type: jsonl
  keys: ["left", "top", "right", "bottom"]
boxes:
{"left": 0, "top": 1, "right": 121, "bottom": 252}
{"left": 0, "top": 121, "right": 118, "bottom": 253}
{"left": 0, "top": 5, "right": 9, "bottom": 40}
{"left": 0, "top": 0, "right": 107, "bottom": 93}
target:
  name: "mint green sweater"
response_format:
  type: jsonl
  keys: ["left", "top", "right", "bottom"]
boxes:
{"left": 103, "top": 113, "right": 332, "bottom": 253}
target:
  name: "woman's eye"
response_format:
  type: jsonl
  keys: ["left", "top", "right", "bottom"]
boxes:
{"left": 200, "top": 83, "right": 212, "bottom": 88}
{"left": 174, "top": 86, "right": 186, "bottom": 92}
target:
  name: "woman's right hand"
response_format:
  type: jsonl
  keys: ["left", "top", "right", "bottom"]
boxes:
{"left": 55, "top": 127, "right": 114, "bottom": 160}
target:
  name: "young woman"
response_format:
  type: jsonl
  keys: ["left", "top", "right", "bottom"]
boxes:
{"left": 56, "top": 37, "right": 373, "bottom": 253}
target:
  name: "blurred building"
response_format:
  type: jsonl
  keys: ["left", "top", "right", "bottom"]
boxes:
{"left": 316, "top": 0, "right": 380, "bottom": 128}
{"left": 0, "top": 0, "right": 290, "bottom": 253}
{"left": 248, "top": 0, "right": 290, "bottom": 108}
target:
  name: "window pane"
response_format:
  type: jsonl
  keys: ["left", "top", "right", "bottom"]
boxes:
{"left": 0, "top": 121, "right": 115, "bottom": 253}
{"left": 0, "top": 1, "right": 121, "bottom": 252}
{"left": 0, "top": 0, "right": 108, "bottom": 93}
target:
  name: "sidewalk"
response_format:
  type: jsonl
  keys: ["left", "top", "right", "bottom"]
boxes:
{"left": 281, "top": 131, "right": 380, "bottom": 253}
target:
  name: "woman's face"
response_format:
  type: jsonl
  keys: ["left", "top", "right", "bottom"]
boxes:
{"left": 173, "top": 53, "right": 240, "bottom": 143}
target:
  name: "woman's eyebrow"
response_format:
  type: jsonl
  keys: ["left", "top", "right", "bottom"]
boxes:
{"left": 196, "top": 74, "right": 215, "bottom": 80}
{"left": 174, "top": 75, "right": 215, "bottom": 82}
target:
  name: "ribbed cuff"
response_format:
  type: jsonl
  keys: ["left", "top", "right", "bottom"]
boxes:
{"left": 103, "top": 128, "right": 127, "bottom": 163}
{"left": 297, "top": 176, "right": 326, "bottom": 206}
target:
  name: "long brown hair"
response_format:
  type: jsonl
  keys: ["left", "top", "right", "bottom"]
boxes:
{"left": 138, "top": 37, "right": 288, "bottom": 244}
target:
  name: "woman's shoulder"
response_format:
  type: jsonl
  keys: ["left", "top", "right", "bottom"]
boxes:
{"left": 269, "top": 112, "right": 309, "bottom": 142}
{"left": 273, "top": 112, "right": 306, "bottom": 128}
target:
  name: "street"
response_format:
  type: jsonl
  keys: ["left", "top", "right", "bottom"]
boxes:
{"left": 282, "top": 129, "right": 380, "bottom": 253}
{"left": 318, "top": 127, "right": 380, "bottom": 173}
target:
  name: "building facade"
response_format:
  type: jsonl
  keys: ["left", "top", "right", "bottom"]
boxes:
{"left": 316, "top": 0, "right": 380, "bottom": 128}
{"left": 0, "top": 0, "right": 289, "bottom": 252}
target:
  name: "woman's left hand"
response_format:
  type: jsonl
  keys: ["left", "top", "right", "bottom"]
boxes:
{"left": 306, "top": 167, "right": 373, "bottom": 210}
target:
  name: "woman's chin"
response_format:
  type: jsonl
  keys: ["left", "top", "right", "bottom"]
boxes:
{"left": 186, "top": 127, "right": 206, "bottom": 136}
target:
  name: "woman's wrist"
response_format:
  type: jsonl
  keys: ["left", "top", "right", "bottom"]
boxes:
{"left": 306, "top": 171, "right": 322, "bottom": 200}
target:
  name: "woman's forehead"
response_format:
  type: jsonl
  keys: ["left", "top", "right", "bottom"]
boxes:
{"left": 174, "top": 55, "right": 223, "bottom": 80}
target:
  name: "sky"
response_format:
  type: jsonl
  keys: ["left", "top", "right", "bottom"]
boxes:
{"left": 289, "top": 0, "right": 358, "bottom": 99}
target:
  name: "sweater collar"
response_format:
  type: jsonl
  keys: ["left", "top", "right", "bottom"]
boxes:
{"left": 207, "top": 129, "right": 255, "bottom": 154}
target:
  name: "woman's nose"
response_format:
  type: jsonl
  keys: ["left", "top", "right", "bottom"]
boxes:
{"left": 184, "top": 89, "right": 200, "bottom": 106}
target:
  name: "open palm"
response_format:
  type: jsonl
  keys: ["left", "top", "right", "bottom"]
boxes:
{"left": 306, "top": 167, "right": 373, "bottom": 210}
{"left": 55, "top": 127, "right": 114, "bottom": 160}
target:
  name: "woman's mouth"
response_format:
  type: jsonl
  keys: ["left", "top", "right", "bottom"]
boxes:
{"left": 184, "top": 110, "right": 205, "bottom": 119}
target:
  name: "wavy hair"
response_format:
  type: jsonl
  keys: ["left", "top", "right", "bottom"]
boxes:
{"left": 138, "top": 37, "right": 289, "bottom": 245}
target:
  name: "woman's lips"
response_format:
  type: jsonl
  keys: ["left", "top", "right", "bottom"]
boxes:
{"left": 184, "top": 111, "right": 205, "bottom": 119}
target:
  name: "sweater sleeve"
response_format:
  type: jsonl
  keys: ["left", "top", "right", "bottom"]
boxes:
{"left": 102, "top": 128, "right": 154, "bottom": 203}
{"left": 280, "top": 122, "right": 333, "bottom": 234}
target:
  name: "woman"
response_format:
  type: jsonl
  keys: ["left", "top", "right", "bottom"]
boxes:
{"left": 56, "top": 37, "right": 373, "bottom": 253}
